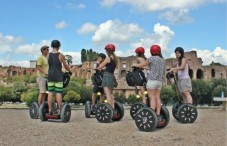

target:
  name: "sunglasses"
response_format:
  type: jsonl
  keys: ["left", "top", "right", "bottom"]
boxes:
{"left": 43, "top": 48, "right": 49, "bottom": 51}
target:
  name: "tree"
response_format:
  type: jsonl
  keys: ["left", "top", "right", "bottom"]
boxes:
{"left": 0, "top": 86, "right": 14, "bottom": 102}
{"left": 65, "top": 55, "right": 73, "bottom": 65}
{"left": 12, "top": 82, "right": 27, "bottom": 102}
{"left": 191, "top": 79, "right": 212, "bottom": 105}
{"left": 126, "top": 94, "right": 140, "bottom": 105}
{"left": 63, "top": 90, "right": 81, "bottom": 103}
{"left": 161, "top": 85, "right": 176, "bottom": 105}
{"left": 81, "top": 49, "right": 87, "bottom": 62}
{"left": 20, "top": 86, "right": 39, "bottom": 106}
{"left": 114, "top": 92, "right": 126, "bottom": 104}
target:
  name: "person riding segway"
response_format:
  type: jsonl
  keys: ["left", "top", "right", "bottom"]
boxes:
{"left": 85, "top": 53, "right": 106, "bottom": 118}
{"left": 39, "top": 40, "right": 72, "bottom": 123}
{"left": 167, "top": 47, "right": 198, "bottom": 123}
{"left": 132, "top": 45, "right": 170, "bottom": 132}
{"left": 94, "top": 44, "right": 124, "bottom": 123}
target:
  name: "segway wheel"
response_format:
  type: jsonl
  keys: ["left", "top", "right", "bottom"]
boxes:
{"left": 135, "top": 108, "right": 157, "bottom": 132}
{"left": 29, "top": 102, "right": 39, "bottom": 119}
{"left": 60, "top": 103, "right": 71, "bottom": 123}
{"left": 95, "top": 103, "right": 113, "bottom": 123}
{"left": 39, "top": 103, "right": 48, "bottom": 121}
{"left": 157, "top": 106, "right": 170, "bottom": 128}
{"left": 177, "top": 104, "right": 198, "bottom": 124}
{"left": 130, "top": 102, "right": 146, "bottom": 120}
{"left": 85, "top": 101, "right": 91, "bottom": 118}
{"left": 172, "top": 101, "right": 181, "bottom": 120}
{"left": 112, "top": 102, "right": 124, "bottom": 121}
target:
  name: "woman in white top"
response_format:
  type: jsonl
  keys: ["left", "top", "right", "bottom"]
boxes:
{"left": 169, "top": 47, "right": 193, "bottom": 104}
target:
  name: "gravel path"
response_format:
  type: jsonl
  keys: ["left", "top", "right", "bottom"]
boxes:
{"left": 0, "top": 108, "right": 226, "bottom": 146}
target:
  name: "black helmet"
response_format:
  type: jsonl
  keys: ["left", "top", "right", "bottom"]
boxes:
{"left": 175, "top": 47, "right": 184, "bottom": 55}
{"left": 51, "top": 40, "right": 61, "bottom": 48}
{"left": 98, "top": 53, "right": 106, "bottom": 60}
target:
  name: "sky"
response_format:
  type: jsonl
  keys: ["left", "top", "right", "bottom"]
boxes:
{"left": 0, "top": 0, "right": 226, "bottom": 67}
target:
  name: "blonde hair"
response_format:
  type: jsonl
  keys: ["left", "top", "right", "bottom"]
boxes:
{"left": 112, "top": 53, "right": 118, "bottom": 68}
{"left": 107, "top": 50, "right": 118, "bottom": 68}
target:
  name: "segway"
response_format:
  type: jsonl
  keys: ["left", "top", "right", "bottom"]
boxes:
{"left": 29, "top": 77, "right": 48, "bottom": 119}
{"left": 85, "top": 69, "right": 105, "bottom": 118}
{"left": 95, "top": 101, "right": 124, "bottom": 123}
{"left": 126, "top": 67, "right": 149, "bottom": 120}
{"left": 126, "top": 67, "right": 170, "bottom": 132}
{"left": 85, "top": 91, "right": 104, "bottom": 118}
{"left": 39, "top": 72, "right": 72, "bottom": 123}
{"left": 166, "top": 72, "right": 198, "bottom": 124}
{"left": 29, "top": 102, "right": 39, "bottom": 119}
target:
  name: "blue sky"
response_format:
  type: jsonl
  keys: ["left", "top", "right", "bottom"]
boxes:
{"left": 0, "top": 0, "right": 226, "bottom": 67}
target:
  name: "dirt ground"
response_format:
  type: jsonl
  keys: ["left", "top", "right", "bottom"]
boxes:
{"left": 0, "top": 107, "right": 226, "bottom": 146}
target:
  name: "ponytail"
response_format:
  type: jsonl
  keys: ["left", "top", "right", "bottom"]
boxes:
{"left": 112, "top": 53, "right": 118, "bottom": 68}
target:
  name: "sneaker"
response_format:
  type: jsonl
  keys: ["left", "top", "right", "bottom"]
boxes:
{"left": 91, "top": 105, "right": 96, "bottom": 113}
{"left": 49, "top": 109, "right": 59, "bottom": 115}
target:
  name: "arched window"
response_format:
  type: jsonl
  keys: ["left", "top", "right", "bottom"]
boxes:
{"left": 196, "top": 69, "right": 203, "bottom": 79}
{"left": 121, "top": 70, "right": 127, "bottom": 79}
{"left": 211, "top": 69, "right": 215, "bottom": 78}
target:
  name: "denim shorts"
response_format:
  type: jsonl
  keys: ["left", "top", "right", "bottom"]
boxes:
{"left": 146, "top": 80, "right": 162, "bottom": 90}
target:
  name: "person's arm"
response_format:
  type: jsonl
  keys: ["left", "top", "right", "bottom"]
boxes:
{"left": 37, "top": 57, "right": 47, "bottom": 75}
{"left": 133, "top": 60, "right": 149, "bottom": 68}
{"left": 96, "top": 56, "right": 110, "bottom": 70}
{"left": 170, "top": 58, "right": 187, "bottom": 72}
{"left": 37, "top": 65, "right": 47, "bottom": 74}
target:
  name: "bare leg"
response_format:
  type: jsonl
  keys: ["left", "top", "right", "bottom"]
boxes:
{"left": 182, "top": 91, "right": 193, "bottom": 104}
{"left": 100, "top": 94, "right": 105, "bottom": 103}
{"left": 103, "top": 86, "right": 114, "bottom": 109}
{"left": 140, "top": 86, "right": 147, "bottom": 104}
{"left": 155, "top": 89, "right": 161, "bottom": 115}
{"left": 48, "top": 92, "right": 53, "bottom": 112}
{"left": 38, "top": 93, "right": 46, "bottom": 105}
{"left": 56, "top": 93, "right": 62, "bottom": 111}
{"left": 148, "top": 89, "right": 156, "bottom": 111}
{"left": 91, "top": 93, "right": 97, "bottom": 106}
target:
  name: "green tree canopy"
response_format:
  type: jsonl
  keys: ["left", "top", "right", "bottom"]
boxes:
{"left": 63, "top": 90, "right": 81, "bottom": 103}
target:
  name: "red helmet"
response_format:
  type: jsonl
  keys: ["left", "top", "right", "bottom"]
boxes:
{"left": 150, "top": 45, "right": 161, "bottom": 55}
{"left": 135, "top": 47, "right": 145, "bottom": 54}
{"left": 105, "top": 44, "right": 115, "bottom": 52}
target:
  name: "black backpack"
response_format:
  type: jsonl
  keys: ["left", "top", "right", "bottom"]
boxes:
{"left": 126, "top": 71, "right": 135, "bottom": 87}
{"left": 126, "top": 67, "right": 147, "bottom": 87}
{"left": 93, "top": 71, "right": 104, "bottom": 87}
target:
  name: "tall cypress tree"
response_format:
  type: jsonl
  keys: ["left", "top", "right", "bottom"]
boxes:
{"left": 81, "top": 49, "right": 87, "bottom": 62}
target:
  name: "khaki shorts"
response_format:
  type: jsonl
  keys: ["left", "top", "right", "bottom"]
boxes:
{"left": 146, "top": 80, "right": 162, "bottom": 90}
{"left": 37, "top": 76, "right": 47, "bottom": 93}
{"left": 177, "top": 78, "right": 192, "bottom": 93}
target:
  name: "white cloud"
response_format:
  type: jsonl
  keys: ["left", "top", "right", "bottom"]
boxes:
{"left": 77, "top": 3, "right": 86, "bottom": 9}
{"left": 92, "top": 19, "right": 143, "bottom": 45}
{"left": 131, "top": 23, "right": 174, "bottom": 57}
{"left": 55, "top": 21, "right": 67, "bottom": 29}
{"left": 192, "top": 47, "right": 227, "bottom": 65}
{"left": 66, "top": 2, "right": 86, "bottom": 9}
{"left": 0, "top": 59, "right": 30, "bottom": 67}
{"left": 15, "top": 40, "right": 51, "bottom": 58}
{"left": 159, "top": 9, "right": 193, "bottom": 24}
{"left": 100, "top": 0, "right": 117, "bottom": 7}
{"left": 0, "top": 33, "right": 24, "bottom": 53}
{"left": 100, "top": 0, "right": 206, "bottom": 11}
{"left": 61, "top": 51, "right": 81, "bottom": 65}
{"left": 56, "top": 2, "right": 86, "bottom": 9}
{"left": 77, "top": 22, "right": 97, "bottom": 34}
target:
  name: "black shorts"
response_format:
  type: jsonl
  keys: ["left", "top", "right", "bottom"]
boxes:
{"left": 93, "top": 84, "right": 104, "bottom": 94}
